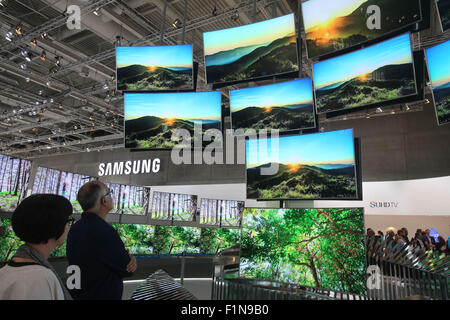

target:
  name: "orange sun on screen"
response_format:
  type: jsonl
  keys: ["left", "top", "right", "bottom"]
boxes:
{"left": 164, "top": 118, "right": 175, "bottom": 126}
{"left": 288, "top": 164, "right": 301, "bottom": 172}
{"left": 264, "top": 106, "right": 273, "bottom": 113}
{"left": 148, "top": 65, "right": 157, "bottom": 72}
{"left": 358, "top": 73, "right": 369, "bottom": 82}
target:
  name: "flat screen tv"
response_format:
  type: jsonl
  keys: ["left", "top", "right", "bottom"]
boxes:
{"left": 313, "top": 33, "right": 417, "bottom": 114}
{"left": 302, "top": 0, "right": 422, "bottom": 59}
{"left": 246, "top": 129, "right": 358, "bottom": 200}
{"left": 230, "top": 78, "right": 316, "bottom": 134}
{"left": 425, "top": 39, "right": 450, "bottom": 126}
{"left": 124, "top": 92, "right": 222, "bottom": 149}
{"left": 200, "top": 199, "right": 244, "bottom": 227}
{"left": 203, "top": 13, "right": 299, "bottom": 85}
{"left": 151, "top": 191, "right": 198, "bottom": 222}
{"left": 240, "top": 208, "right": 366, "bottom": 295}
{"left": 0, "top": 154, "right": 32, "bottom": 212}
{"left": 32, "top": 166, "right": 95, "bottom": 213}
{"left": 436, "top": 0, "right": 450, "bottom": 31}
{"left": 116, "top": 45, "right": 194, "bottom": 92}
{"left": 104, "top": 182, "right": 151, "bottom": 215}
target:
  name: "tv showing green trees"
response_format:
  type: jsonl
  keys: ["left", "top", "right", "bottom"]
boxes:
{"left": 425, "top": 39, "right": 450, "bottom": 126}
{"left": 200, "top": 199, "right": 244, "bottom": 227}
{"left": 437, "top": 0, "right": 450, "bottom": 31}
{"left": 116, "top": 45, "right": 194, "bottom": 91}
{"left": 313, "top": 33, "right": 416, "bottom": 114}
{"left": 302, "top": 0, "right": 421, "bottom": 58}
{"left": 151, "top": 192, "right": 197, "bottom": 222}
{"left": 230, "top": 79, "right": 316, "bottom": 133}
{"left": 203, "top": 13, "right": 299, "bottom": 84}
{"left": 105, "top": 182, "right": 151, "bottom": 215}
{"left": 246, "top": 129, "right": 358, "bottom": 200}
{"left": 0, "top": 154, "right": 32, "bottom": 212}
{"left": 124, "top": 92, "right": 222, "bottom": 149}
{"left": 240, "top": 208, "right": 366, "bottom": 295}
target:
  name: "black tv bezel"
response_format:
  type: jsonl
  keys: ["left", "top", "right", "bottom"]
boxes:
{"left": 436, "top": 0, "right": 450, "bottom": 32}
{"left": 424, "top": 39, "right": 450, "bottom": 127}
{"left": 203, "top": 13, "right": 301, "bottom": 88}
{"left": 123, "top": 91, "right": 223, "bottom": 151}
{"left": 228, "top": 77, "right": 317, "bottom": 136}
{"left": 244, "top": 128, "right": 361, "bottom": 201}
{"left": 116, "top": 44, "right": 196, "bottom": 93}
{"left": 312, "top": 33, "right": 418, "bottom": 117}
{"left": 301, "top": 0, "right": 423, "bottom": 61}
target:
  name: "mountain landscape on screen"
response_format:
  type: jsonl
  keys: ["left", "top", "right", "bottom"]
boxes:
{"left": 314, "top": 34, "right": 416, "bottom": 114}
{"left": 116, "top": 45, "right": 193, "bottom": 91}
{"left": 246, "top": 130, "right": 357, "bottom": 200}
{"left": 204, "top": 14, "right": 299, "bottom": 84}
{"left": 303, "top": 0, "right": 421, "bottom": 58}
{"left": 230, "top": 79, "right": 315, "bottom": 132}
{"left": 125, "top": 93, "right": 221, "bottom": 149}
{"left": 426, "top": 39, "right": 450, "bottom": 125}
{"left": 437, "top": 0, "right": 450, "bottom": 31}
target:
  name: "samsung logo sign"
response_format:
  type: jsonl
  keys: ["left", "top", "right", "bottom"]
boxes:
{"left": 369, "top": 201, "right": 399, "bottom": 208}
{"left": 98, "top": 159, "right": 161, "bottom": 177}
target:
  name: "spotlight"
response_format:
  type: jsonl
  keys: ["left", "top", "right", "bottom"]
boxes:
{"left": 406, "top": 105, "right": 410, "bottom": 111}
{"left": 25, "top": 52, "right": 33, "bottom": 62}
{"left": 425, "top": 99, "right": 430, "bottom": 104}
{"left": 46, "top": 80, "right": 51, "bottom": 87}
{"left": 40, "top": 50, "right": 46, "bottom": 61}
{"left": 172, "top": 18, "right": 182, "bottom": 29}
{"left": 15, "top": 25, "right": 22, "bottom": 35}
{"left": 25, "top": 77, "right": 30, "bottom": 82}
{"left": 21, "top": 49, "right": 28, "bottom": 57}
{"left": 55, "top": 56, "right": 61, "bottom": 66}
{"left": 5, "top": 31, "right": 13, "bottom": 41}
{"left": 41, "top": 32, "right": 48, "bottom": 39}
{"left": 212, "top": 6, "right": 218, "bottom": 16}
{"left": 103, "top": 82, "right": 109, "bottom": 90}
{"left": 20, "top": 63, "right": 27, "bottom": 70}
{"left": 93, "top": 8, "right": 100, "bottom": 16}
{"left": 115, "top": 36, "right": 121, "bottom": 46}
{"left": 50, "top": 66, "right": 59, "bottom": 74}
{"left": 30, "top": 38, "right": 37, "bottom": 46}
{"left": 376, "top": 107, "right": 383, "bottom": 113}
{"left": 231, "top": 12, "right": 240, "bottom": 23}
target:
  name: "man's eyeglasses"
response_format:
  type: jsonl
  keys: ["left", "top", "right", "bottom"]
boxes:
{"left": 67, "top": 217, "right": 75, "bottom": 227}
{"left": 104, "top": 189, "right": 114, "bottom": 198}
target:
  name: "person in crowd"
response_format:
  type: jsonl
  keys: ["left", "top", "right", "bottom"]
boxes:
{"left": 425, "top": 229, "right": 436, "bottom": 247}
{"left": 0, "top": 194, "right": 73, "bottom": 300}
{"left": 66, "top": 181, "right": 137, "bottom": 300}
{"left": 401, "top": 228, "right": 410, "bottom": 245}
{"left": 366, "top": 228, "right": 375, "bottom": 238}
{"left": 412, "top": 232, "right": 425, "bottom": 250}
{"left": 435, "top": 236, "right": 446, "bottom": 254}
{"left": 376, "top": 231, "right": 384, "bottom": 242}
{"left": 421, "top": 231, "right": 433, "bottom": 250}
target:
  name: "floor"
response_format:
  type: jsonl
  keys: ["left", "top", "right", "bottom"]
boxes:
{"left": 122, "top": 278, "right": 213, "bottom": 300}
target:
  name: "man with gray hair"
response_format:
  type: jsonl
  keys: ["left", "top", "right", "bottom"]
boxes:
{"left": 66, "top": 181, "right": 137, "bottom": 300}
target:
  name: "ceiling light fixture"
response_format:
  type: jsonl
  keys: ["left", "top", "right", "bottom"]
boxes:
{"left": 15, "top": 25, "right": 22, "bottom": 35}
{"left": 40, "top": 50, "right": 46, "bottom": 61}
{"left": 172, "top": 18, "right": 182, "bottom": 29}
{"left": 5, "top": 31, "right": 13, "bottom": 41}
{"left": 30, "top": 38, "right": 37, "bottom": 46}
{"left": 25, "top": 52, "right": 33, "bottom": 62}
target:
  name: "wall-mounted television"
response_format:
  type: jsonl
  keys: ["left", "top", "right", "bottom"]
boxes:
{"left": 31, "top": 166, "right": 95, "bottom": 214}
{"left": 240, "top": 208, "right": 366, "bottom": 295}
{"left": 151, "top": 191, "right": 198, "bottom": 222}
{"left": 313, "top": 33, "right": 417, "bottom": 114}
{"left": 0, "top": 154, "right": 32, "bottom": 212}
{"left": 104, "top": 182, "right": 151, "bottom": 215}
{"left": 124, "top": 92, "right": 222, "bottom": 149}
{"left": 246, "top": 129, "right": 358, "bottom": 200}
{"left": 116, "top": 45, "right": 194, "bottom": 92}
{"left": 200, "top": 199, "right": 244, "bottom": 227}
{"left": 230, "top": 78, "right": 316, "bottom": 134}
{"left": 302, "top": 0, "right": 422, "bottom": 59}
{"left": 425, "top": 39, "right": 450, "bottom": 126}
{"left": 203, "top": 13, "right": 299, "bottom": 85}
{"left": 436, "top": 0, "right": 450, "bottom": 31}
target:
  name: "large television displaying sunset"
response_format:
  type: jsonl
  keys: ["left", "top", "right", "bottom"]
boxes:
{"left": 124, "top": 92, "right": 222, "bottom": 149}
{"left": 230, "top": 78, "right": 316, "bottom": 133}
{"left": 437, "top": 0, "right": 450, "bottom": 31}
{"left": 116, "top": 45, "right": 194, "bottom": 91}
{"left": 313, "top": 33, "right": 416, "bottom": 114}
{"left": 302, "top": 0, "right": 421, "bottom": 58}
{"left": 246, "top": 129, "right": 358, "bottom": 200}
{"left": 203, "top": 13, "right": 299, "bottom": 85}
{"left": 425, "top": 39, "right": 450, "bottom": 126}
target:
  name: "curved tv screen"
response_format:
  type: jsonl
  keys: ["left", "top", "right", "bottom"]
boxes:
{"left": 246, "top": 129, "right": 358, "bottom": 200}
{"left": 425, "top": 39, "right": 450, "bottom": 126}
{"left": 203, "top": 13, "right": 299, "bottom": 85}
{"left": 230, "top": 78, "right": 316, "bottom": 134}
{"left": 0, "top": 154, "right": 32, "bottom": 212}
{"left": 124, "top": 92, "right": 222, "bottom": 149}
{"left": 313, "top": 33, "right": 416, "bottom": 114}
{"left": 116, "top": 45, "right": 194, "bottom": 91}
{"left": 302, "top": 0, "right": 421, "bottom": 58}
{"left": 437, "top": 0, "right": 450, "bottom": 31}
{"left": 200, "top": 198, "right": 244, "bottom": 227}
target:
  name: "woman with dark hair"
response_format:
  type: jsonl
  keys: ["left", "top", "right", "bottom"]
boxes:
{"left": 0, "top": 194, "right": 73, "bottom": 300}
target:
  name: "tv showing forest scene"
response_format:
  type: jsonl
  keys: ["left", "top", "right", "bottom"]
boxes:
{"left": 124, "top": 92, "right": 222, "bottom": 149}
{"left": 313, "top": 33, "right": 416, "bottom": 114}
{"left": 302, "top": 0, "right": 421, "bottom": 58}
{"left": 104, "top": 183, "right": 151, "bottom": 215}
{"left": 32, "top": 167, "right": 95, "bottom": 213}
{"left": 151, "top": 192, "right": 198, "bottom": 222}
{"left": 200, "top": 199, "right": 244, "bottom": 227}
{"left": 0, "top": 154, "right": 32, "bottom": 212}
{"left": 437, "top": 0, "right": 450, "bottom": 31}
{"left": 230, "top": 79, "right": 316, "bottom": 133}
{"left": 112, "top": 223, "right": 240, "bottom": 255}
{"left": 116, "top": 45, "right": 193, "bottom": 91}
{"left": 425, "top": 39, "right": 450, "bottom": 125}
{"left": 203, "top": 13, "right": 299, "bottom": 84}
{"left": 240, "top": 208, "right": 366, "bottom": 295}
{"left": 246, "top": 129, "right": 358, "bottom": 200}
